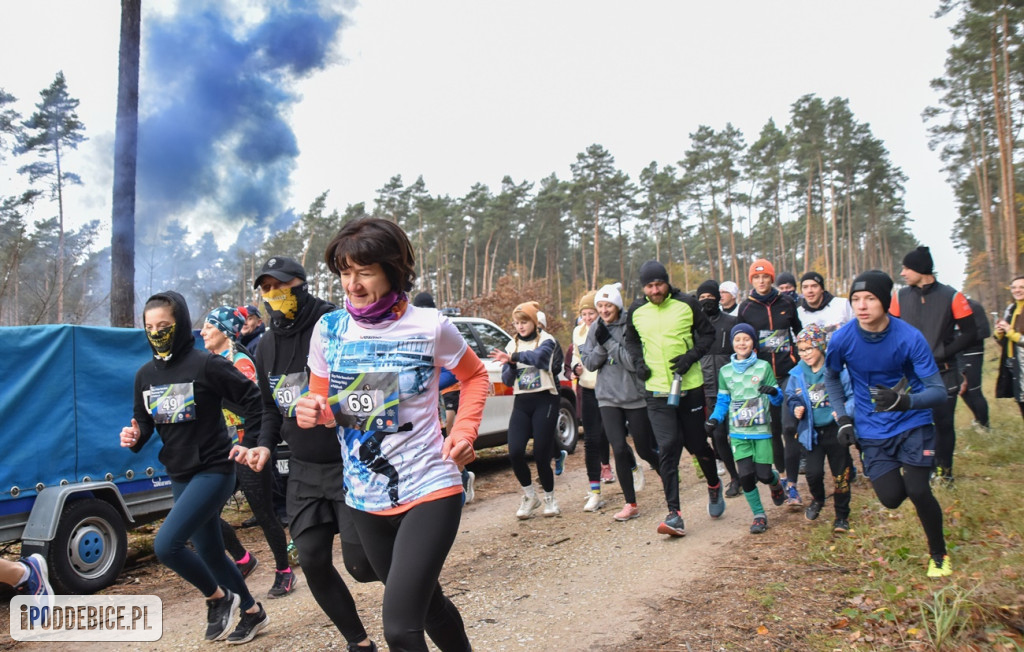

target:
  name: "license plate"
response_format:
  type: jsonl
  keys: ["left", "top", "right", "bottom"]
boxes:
{"left": 276, "top": 459, "right": 289, "bottom": 475}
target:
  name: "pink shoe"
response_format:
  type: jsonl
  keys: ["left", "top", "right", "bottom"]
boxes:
{"left": 600, "top": 464, "right": 615, "bottom": 484}
{"left": 613, "top": 503, "right": 639, "bottom": 521}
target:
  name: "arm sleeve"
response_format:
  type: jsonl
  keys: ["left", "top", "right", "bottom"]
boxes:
{"left": 579, "top": 328, "right": 609, "bottom": 371}
{"left": 688, "top": 296, "right": 715, "bottom": 360}
{"left": 622, "top": 302, "right": 646, "bottom": 367}
{"left": 130, "top": 371, "right": 156, "bottom": 452}
{"left": 939, "top": 294, "right": 977, "bottom": 360}
{"left": 500, "top": 361, "right": 517, "bottom": 387}
{"left": 446, "top": 349, "right": 488, "bottom": 449}
{"left": 254, "top": 347, "right": 284, "bottom": 451}
{"left": 563, "top": 343, "right": 575, "bottom": 380}
{"left": 783, "top": 374, "right": 801, "bottom": 414}
{"left": 515, "top": 338, "right": 557, "bottom": 369}
{"left": 908, "top": 371, "right": 947, "bottom": 410}
{"left": 209, "top": 354, "right": 263, "bottom": 445}
{"left": 824, "top": 366, "right": 849, "bottom": 419}
{"left": 710, "top": 392, "right": 731, "bottom": 422}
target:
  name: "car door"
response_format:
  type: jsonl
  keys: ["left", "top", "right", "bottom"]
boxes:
{"left": 464, "top": 320, "right": 516, "bottom": 438}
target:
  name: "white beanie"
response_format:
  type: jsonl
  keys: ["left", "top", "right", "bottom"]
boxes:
{"left": 536, "top": 310, "right": 548, "bottom": 329}
{"left": 595, "top": 283, "right": 624, "bottom": 310}
{"left": 719, "top": 281, "right": 739, "bottom": 297}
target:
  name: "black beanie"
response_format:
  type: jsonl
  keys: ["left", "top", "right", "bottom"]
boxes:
{"left": 902, "top": 246, "right": 934, "bottom": 275}
{"left": 849, "top": 270, "right": 893, "bottom": 312}
{"left": 412, "top": 292, "right": 436, "bottom": 308}
{"left": 639, "top": 260, "right": 669, "bottom": 286}
{"left": 777, "top": 272, "right": 797, "bottom": 288}
{"left": 800, "top": 271, "right": 825, "bottom": 290}
{"left": 696, "top": 280, "right": 720, "bottom": 302}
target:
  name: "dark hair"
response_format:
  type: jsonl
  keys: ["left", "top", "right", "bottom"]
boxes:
{"left": 1013, "top": 275, "right": 1024, "bottom": 283}
{"left": 143, "top": 296, "right": 175, "bottom": 316}
{"left": 325, "top": 218, "right": 416, "bottom": 292}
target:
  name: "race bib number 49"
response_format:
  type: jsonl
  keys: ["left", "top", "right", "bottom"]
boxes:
{"left": 328, "top": 371, "right": 400, "bottom": 432}
{"left": 146, "top": 383, "right": 196, "bottom": 424}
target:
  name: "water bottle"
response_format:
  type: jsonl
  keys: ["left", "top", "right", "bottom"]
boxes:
{"left": 667, "top": 372, "right": 683, "bottom": 406}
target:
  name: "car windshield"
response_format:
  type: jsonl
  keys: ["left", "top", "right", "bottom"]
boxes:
{"left": 454, "top": 322, "right": 488, "bottom": 358}
{"left": 472, "top": 322, "right": 511, "bottom": 354}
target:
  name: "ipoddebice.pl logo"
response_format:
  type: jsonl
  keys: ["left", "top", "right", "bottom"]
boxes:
{"left": 10, "top": 595, "right": 162, "bottom": 642}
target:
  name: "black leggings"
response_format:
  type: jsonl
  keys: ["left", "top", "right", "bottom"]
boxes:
{"left": 508, "top": 392, "right": 559, "bottom": 492}
{"left": 646, "top": 391, "right": 718, "bottom": 513}
{"left": 871, "top": 465, "right": 946, "bottom": 558}
{"left": 959, "top": 349, "right": 989, "bottom": 427}
{"left": 703, "top": 396, "right": 737, "bottom": 480}
{"left": 599, "top": 405, "right": 659, "bottom": 504}
{"left": 292, "top": 523, "right": 373, "bottom": 644}
{"left": 350, "top": 494, "right": 469, "bottom": 652}
{"left": 933, "top": 369, "right": 960, "bottom": 472}
{"left": 803, "top": 423, "right": 851, "bottom": 519}
{"left": 237, "top": 463, "right": 290, "bottom": 570}
{"left": 580, "top": 388, "right": 606, "bottom": 483}
{"left": 735, "top": 457, "right": 776, "bottom": 493}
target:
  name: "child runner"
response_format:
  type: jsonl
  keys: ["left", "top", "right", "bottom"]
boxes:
{"left": 120, "top": 292, "right": 269, "bottom": 643}
{"left": 705, "top": 323, "right": 786, "bottom": 534}
{"left": 824, "top": 270, "right": 952, "bottom": 577}
{"left": 490, "top": 301, "right": 565, "bottom": 519}
{"left": 784, "top": 324, "right": 853, "bottom": 532}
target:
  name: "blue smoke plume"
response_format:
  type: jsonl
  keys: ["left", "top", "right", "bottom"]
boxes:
{"left": 136, "top": 0, "right": 344, "bottom": 239}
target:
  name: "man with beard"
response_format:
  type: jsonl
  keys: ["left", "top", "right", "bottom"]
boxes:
{"left": 624, "top": 261, "right": 722, "bottom": 537}
{"left": 245, "top": 256, "right": 379, "bottom": 652}
{"left": 696, "top": 280, "right": 740, "bottom": 498}
{"left": 240, "top": 305, "right": 265, "bottom": 356}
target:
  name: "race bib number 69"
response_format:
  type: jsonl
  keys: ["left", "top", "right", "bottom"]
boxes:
{"left": 328, "top": 371, "right": 400, "bottom": 432}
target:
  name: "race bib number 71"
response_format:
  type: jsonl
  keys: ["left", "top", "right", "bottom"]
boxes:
{"left": 328, "top": 371, "right": 400, "bottom": 432}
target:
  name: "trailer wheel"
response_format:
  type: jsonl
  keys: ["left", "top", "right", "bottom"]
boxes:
{"left": 48, "top": 498, "right": 127, "bottom": 594}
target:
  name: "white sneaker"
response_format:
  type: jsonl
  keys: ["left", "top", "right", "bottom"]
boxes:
{"left": 632, "top": 466, "right": 645, "bottom": 492}
{"left": 542, "top": 494, "right": 560, "bottom": 517}
{"left": 464, "top": 471, "right": 475, "bottom": 504}
{"left": 583, "top": 492, "right": 606, "bottom": 512}
{"left": 717, "top": 460, "right": 727, "bottom": 477}
{"left": 516, "top": 494, "right": 541, "bottom": 519}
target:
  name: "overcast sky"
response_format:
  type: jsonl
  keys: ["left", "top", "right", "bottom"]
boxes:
{"left": 0, "top": 1, "right": 966, "bottom": 285}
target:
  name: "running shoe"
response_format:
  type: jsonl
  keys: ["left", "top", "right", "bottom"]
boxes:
{"left": 19, "top": 554, "right": 53, "bottom": 624}
{"left": 239, "top": 516, "right": 258, "bottom": 529}
{"left": 268, "top": 570, "right": 298, "bottom": 598}
{"left": 769, "top": 480, "right": 785, "bottom": 506}
{"left": 725, "top": 477, "right": 741, "bottom": 498}
{"left": 347, "top": 642, "right": 378, "bottom": 652}
{"left": 226, "top": 603, "right": 269, "bottom": 644}
{"left": 749, "top": 515, "right": 768, "bottom": 534}
{"left": 542, "top": 495, "right": 560, "bottom": 517}
{"left": 657, "top": 511, "right": 686, "bottom": 537}
{"left": 784, "top": 482, "right": 803, "bottom": 508}
{"left": 716, "top": 460, "right": 727, "bottom": 477}
{"left": 205, "top": 589, "right": 240, "bottom": 641}
{"left": 632, "top": 465, "right": 645, "bottom": 492}
{"left": 926, "top": 554, "right": 953, "bottom": 578}
{"left": 554, "top": 450, "right": 568, "bottom": 476}
{"left": 236, "top": 553, "right": 258, "bottom": 579}
{"left": 583, "top": 492, "right": 606, "bottom": 512}
{"left": 804, "top": 500, "right": 823, "bottom": 521}
{"left": 600, "top": 463, "right": 615, "bottom": 483}
{"left": 613, "top": 503, "right": 640, "bottom": 521}
{"left": 832, "top": 518, "right": 850, "bottom": 534}
{"left": 464, "top": 471, "right": 476, "bottom": 504}
{"left": 516, "top": 495, "right": 541, "bottom": 519}
{"left": 707, "top": 483, "right": 726, "bottom": 518}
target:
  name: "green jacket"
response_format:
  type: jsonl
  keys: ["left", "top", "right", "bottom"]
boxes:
{"left": 624, "top": 288, "right": 715, "bottom": 394}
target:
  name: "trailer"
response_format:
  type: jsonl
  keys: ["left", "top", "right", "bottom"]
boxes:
{"left": 1, "top": 325, "right": 174, "bottom": 594}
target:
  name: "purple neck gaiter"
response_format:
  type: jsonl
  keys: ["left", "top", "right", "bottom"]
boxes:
{"left": 346, "top": 290, "right": 406, "bottom": 325}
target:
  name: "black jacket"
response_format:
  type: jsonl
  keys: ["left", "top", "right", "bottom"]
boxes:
{"left": 737, "top": 288, "right": 802, "bottom": 379}
{"left": 131, "top": 291, "right": 262, "bottom": 482}
{"left": 699, "top": 309, "right": 738, "bottom": 398}
{"left": 893, "top": 282, "right": 977, "bottom": 371}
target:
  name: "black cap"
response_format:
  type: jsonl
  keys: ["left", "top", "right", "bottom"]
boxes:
{"left": 254, "top": 256, "right": 306, "bottom": 288}
{"left": 696, "top": 280, "right": 720, "bottom": 302}
{"left": 412, "top": 292, "right": 436, "bottom": 308}
{"left": 800, "top": 271, "right": 825, "bottom": 290}
{"left": 849, "top": 270, "right": 893, "bottom": 312}
{"left": 639, "top": 260, "right": 669, "bottom": 286}
{"left": 902, "top": 246, "right": 934, "bottom": 275}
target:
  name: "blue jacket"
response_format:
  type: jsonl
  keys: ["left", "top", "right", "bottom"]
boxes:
{"left": 784, "top": 363, "right": 854, "bottom": 450}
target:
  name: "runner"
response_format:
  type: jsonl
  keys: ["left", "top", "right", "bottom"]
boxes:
{"left": 719, "top": 280, "right": 741, "bottom": 317}
{"left": 239, "top": 304, "right": 265, "bottom": 356}
{"left": 796, "top": 271, "right": 854, "bottom": 338}
{"left": 119, "top": 291, "right": 268, "bottom": 643}
{"left": 695, "top": 279, "right": 741, "bottom": 497}
{"left": 776, "top": 272, "right": 799, "bottom": 301}
{"left": 825, "top": 270, "right": 952, "bottom": 577}
{"left": 296, "top": 218, "right": 488, "bottom": 651}
{"left": 704, "top": 323, "right": 785, "bottom": 534}
{"left": 623, "top": 260, "right": 723, "bottom": 537}
{"left": 490, "top": 301, "right": 565, "bottom": 519}
{"left": 959, "top": 296, "right": 991, "bottom": 429}
{"left": 571, "top": 290, "right": 611, "bottom": 511}
{"left": 891, "top": 245, "right": 977, "bottom": 485}
{"left": 580, "top": 282, "right": 660, "bottom": 521}
{"left": 200, "top": 305, "right": 297, "bottom": 599}
{"left": 244, "top": 256, "right": 379, "bottom": 652}
{"left": 995, "top": 275, "right": 1024, "bottom": 421}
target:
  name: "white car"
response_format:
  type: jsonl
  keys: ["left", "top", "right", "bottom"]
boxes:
{"left": 450, "top": 316, "right": 579, "bottom": 453}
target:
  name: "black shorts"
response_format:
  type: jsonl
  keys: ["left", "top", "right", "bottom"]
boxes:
{"left": 860, "top": 424, "right": 936, "bottom": 479}
{"left": 442, "top": 390, "right": 460, "bottom": 412}
{"left": 286, "top": 457, "right": 360, "bottom": 544}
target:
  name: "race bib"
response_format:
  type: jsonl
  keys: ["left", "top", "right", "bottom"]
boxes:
{"left": 759, "top": 329, "right": 791, "bottom": 354}
{"left": 270, "top": 371, "right": 308, "bottom": 417}
{"left": 730, "top": 397, "right": 768, "bottom": 428}
{"left": 516, "top": 366, "right": 542, "bottom": 391}
{"left": 807, "top": 382, "right": 830, "bottom": 409}
{"left": 146, "top": 383, "right": 196, "bottom": 424}
{"left": 328, "top": 371, "right": 400, "bottom": 432}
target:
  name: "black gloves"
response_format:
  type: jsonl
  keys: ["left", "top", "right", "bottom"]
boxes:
{"left": 669, "top": 351, "right": 698, "bottom": 375}
{"left": 593, "top": 319, "right": 611, "bottom": 345}
{"left": 757, "top": 384, "right": 780, "bottom": 397}
{"left": 870, "top": 384, "right": 912, "bottom": 412}
{"left": 704, "top": 418, "right": 719, "bottom": 435}
{"left": 635, "top": 361, "right": 652, "bottom": 381}
{"left": 837, "top": 416, "right": 856, "bottom": 446}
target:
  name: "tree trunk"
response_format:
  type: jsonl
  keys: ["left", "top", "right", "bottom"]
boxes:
{"left": 803, "top": 173, "right": 813, "bottom": 274}
{"left": 461, "top": 233, "right": 469, "bottom": 302}
{"left": 991, "top": 28, "right": 1018, "bottom": 277}
{"left": 55, "top": 143, "right": 65, "bottom": 323}
{"left": 110, "top": 0, "right": 140, "bottom": 327}
{"left": 591, "top": 205, "right": 600, "bottom": 290}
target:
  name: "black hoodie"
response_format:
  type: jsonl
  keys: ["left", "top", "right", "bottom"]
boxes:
{"left": 130, "top": 291, "right": 262, "bottom": 482}
{"left": 253, "top": 293, "right": 342, "bottom": 463}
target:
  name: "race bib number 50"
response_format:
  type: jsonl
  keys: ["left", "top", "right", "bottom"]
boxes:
{"left": 146, "top": 383, "right": 196, "bottom": 424}
{"left": 328, "top": 371, "right": 400, "bottom": 432}
{"left": 270, "top": 371, "right": 308, "bottom": 417}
